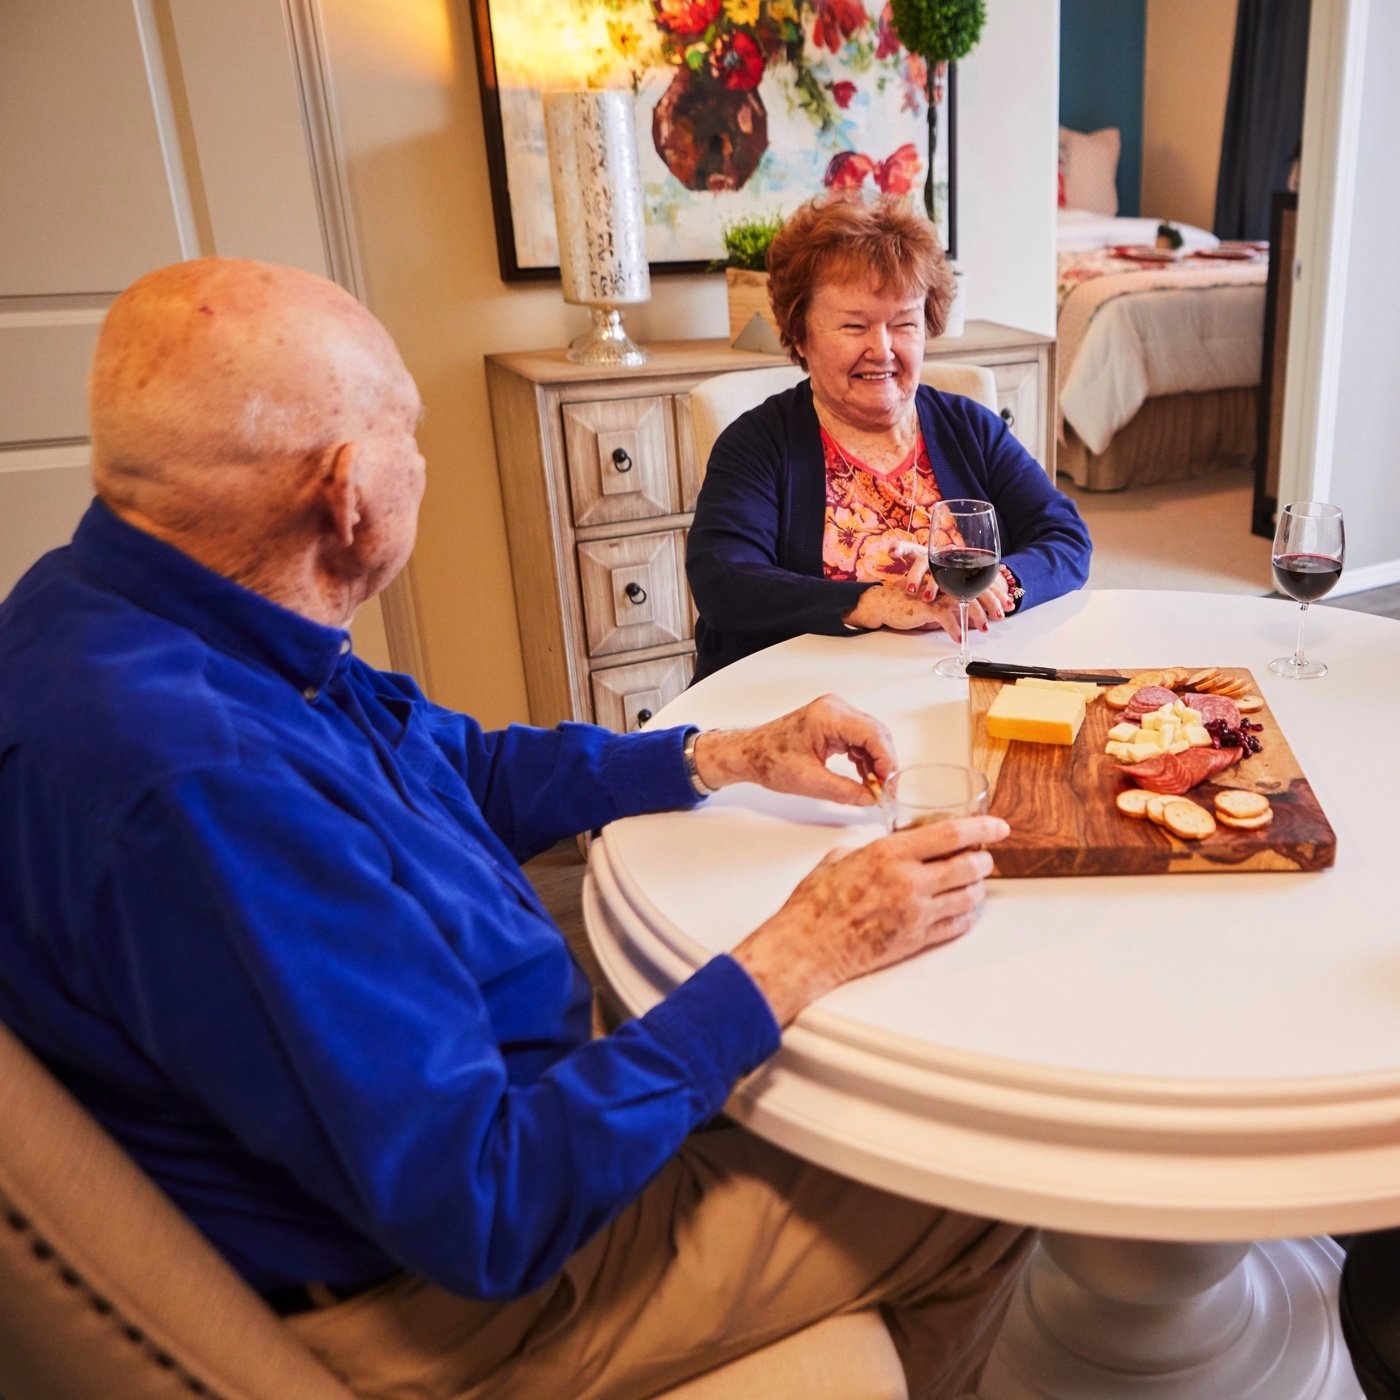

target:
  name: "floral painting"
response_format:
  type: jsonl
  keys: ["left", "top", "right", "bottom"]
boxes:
{"left": 471, "top": 0, "right": 953, "bottom": 278}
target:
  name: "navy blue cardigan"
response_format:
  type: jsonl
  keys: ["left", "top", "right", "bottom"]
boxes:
{"left": 686, "top": 380, "right": 1092, "bottom": 681}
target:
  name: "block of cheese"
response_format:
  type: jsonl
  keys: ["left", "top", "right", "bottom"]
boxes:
{"left": 1014, "top": 676, "right": 1103, "bottom": 700}
{"left": 985, "top": 685, "right": 1086, "bottom": 745}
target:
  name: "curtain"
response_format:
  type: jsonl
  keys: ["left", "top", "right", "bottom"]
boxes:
{"left": 1213, "top": 0, "right": 1311, "bottom": 241}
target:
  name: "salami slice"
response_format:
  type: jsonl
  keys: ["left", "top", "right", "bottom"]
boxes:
{"left": 1184, "top": 693, "right": 1242, "bottom": 728}
{"left": 1123, "top": 685, "right": 1179, "bottom": 720}
{"left": 1120, "top": 750, "right": 1192, "bottom": 794}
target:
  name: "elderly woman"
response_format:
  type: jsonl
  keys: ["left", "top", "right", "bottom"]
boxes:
{"left": 687, "top": 196, "right": 1091, "bottom": 682}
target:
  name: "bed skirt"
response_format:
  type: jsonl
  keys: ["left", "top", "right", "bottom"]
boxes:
{"left": 1059, "top": 387, "right": 1257, "bottom": 492}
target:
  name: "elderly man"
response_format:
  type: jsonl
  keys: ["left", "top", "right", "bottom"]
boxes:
{"left": 0, "top": 259, "right": 1028, "bottom": 1398}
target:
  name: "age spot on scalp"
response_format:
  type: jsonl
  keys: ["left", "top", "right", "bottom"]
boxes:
{"left": 198, "top": 305, "right": 214, "bottom": 316}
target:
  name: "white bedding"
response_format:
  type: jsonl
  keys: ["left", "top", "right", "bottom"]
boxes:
{"left": 1056, "top": 212, "right": 1264, "bottom": 454}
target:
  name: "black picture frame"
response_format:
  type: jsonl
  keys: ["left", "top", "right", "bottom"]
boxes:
{"left": 468, "top": 0, "right": 958, "bottom": 282}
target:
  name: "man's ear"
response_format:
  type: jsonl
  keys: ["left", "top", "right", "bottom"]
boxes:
{"left": 321, "top": 441, "right": 361, "bottom": 549}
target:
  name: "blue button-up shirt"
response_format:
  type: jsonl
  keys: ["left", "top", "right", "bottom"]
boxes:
{"left": 0, "top": 502, "right": 779, "bottom": 1299}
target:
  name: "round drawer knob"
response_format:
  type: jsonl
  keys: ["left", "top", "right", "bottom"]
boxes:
{"left": 636, "top": 708, "right": 653, "bottom": 727}
{"left": 1000, "top": 406, "right": 1016, "bottom": 427}
{"left": 624, "top": 582, "right": 648, "bottom": 605}
{"left": 611, "top": 447, "right": 633, "bottom": 473}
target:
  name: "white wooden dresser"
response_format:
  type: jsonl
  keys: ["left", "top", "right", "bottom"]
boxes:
{"left": 485, "top": 323, "right": 1056, "bottom": 731}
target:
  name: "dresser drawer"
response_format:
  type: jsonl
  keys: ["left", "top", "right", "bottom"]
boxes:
{"left": 577, "top": 530, "right": 689, "bottom": 657}
{"left": 563, "top": 396, "right": 677, "bottom": 526}
{"left": 591, "top": 654, "right": 693, "bottom": 733}
{"left": 989, "top": 359, "right": 1044, "bottom": 466}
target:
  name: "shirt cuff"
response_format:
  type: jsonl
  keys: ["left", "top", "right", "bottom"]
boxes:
{"left": 637, "top": 954, "right": 782, "bottom": 1117}
{"left": 601, "top": 724, "right": 707, "bottom": 814}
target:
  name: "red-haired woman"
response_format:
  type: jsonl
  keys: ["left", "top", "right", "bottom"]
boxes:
{"left": 687, "top": 195, "right": 1091, "bottom": 681}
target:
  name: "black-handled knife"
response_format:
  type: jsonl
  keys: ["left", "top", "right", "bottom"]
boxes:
{"left": 964, "top": 661, "right": 1132, "bottom": 684}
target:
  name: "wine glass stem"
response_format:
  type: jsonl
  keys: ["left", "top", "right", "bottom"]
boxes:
{"left": 1294, "top": 602, "right": 1309, "bottom": 669}
{"left": 957, "top": 600, "right": 971, "bottom": 670}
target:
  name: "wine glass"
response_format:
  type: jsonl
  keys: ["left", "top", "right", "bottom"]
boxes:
{"left": 1269, "top": 501, "right": 1344, "bottom": 679}
{"left": 930, "top": 499, "right": 1002, "bottom": 680}
{"left": 881, "top": 764, "right": 989, "bottom": 834}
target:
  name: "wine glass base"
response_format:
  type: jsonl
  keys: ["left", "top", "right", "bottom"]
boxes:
{"left": 934, "top": 656, "right": 969, "bottom": 679}
{"left": 1268, "top": 656, "right": 1328, "bottom": 679}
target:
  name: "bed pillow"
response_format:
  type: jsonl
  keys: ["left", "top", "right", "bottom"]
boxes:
{"left": 1059, "top": 126, "right": 1120, "bottom": 216}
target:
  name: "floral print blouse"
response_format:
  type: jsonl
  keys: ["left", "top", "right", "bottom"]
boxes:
{"left": 820, "top": 426, "right": 1018, "bottom": 599}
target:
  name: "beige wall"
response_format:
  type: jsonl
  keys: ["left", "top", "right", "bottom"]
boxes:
{"left": 1141, "top": 0, "right": 1237, "bottom": 230}
{"left": 320, "top": 0, "right": 1057, "bottom": 728}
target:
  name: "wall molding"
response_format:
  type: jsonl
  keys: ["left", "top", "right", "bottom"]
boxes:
{"left": 1332, "top": 557, "right": 1400, "bottom": 599}
{"left": 281, "top": 0, "right": 429, "bottom": 688}
{"left": 1279, "top": 0, "right": 1371, "bottom": 507}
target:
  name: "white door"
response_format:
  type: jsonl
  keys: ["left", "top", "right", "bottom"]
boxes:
{"left": 0, "top": 0, "right": 395, "bottom": 666}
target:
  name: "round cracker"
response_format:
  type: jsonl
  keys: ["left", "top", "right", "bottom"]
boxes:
{"left": 1164, "top": 802, "right": 1216, "bottom": 840}
{"left": 1217, "top": 808, "right": 1274, "bottom": 831}
{"left": 1186, "top": 667, "right": 1219, "bottom": 689}
{"left": 1146, "top": 795, "right": 1194, "bottom": 826}
{"left": 1116, "top": 788, "right": 1155, "bottom": 819}
{"left": 1214, "top": 789, "right": 1270, "bottom": 820}
{"left": 1127, "top": 669, "right": 1171, "bottom": 690}
{"left": 1236, "top": 694, "right": 1264, "bottom": 713}
{"left": 1106, "top": 683, "right": 1137, "bottom": 710}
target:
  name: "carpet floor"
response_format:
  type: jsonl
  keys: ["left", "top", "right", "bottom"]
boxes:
{"left": 1062, "top": 466, "right": 1273, "bottom": 595}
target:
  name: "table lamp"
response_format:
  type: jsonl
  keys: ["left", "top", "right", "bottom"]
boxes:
{"left": 543, "top": 89, "right": 650, "bottom": 367}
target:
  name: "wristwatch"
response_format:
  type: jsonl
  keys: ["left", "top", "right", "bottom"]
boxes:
{"left": 682, "top": 728, "right": 715, "bottom": 798}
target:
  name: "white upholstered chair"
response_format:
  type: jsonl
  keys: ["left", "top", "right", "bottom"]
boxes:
{"left": 689, "top": 359, "right": 999, "bottom": 468}
{"left": 0, "top": 1016, "right": 907, "bottom": 1400}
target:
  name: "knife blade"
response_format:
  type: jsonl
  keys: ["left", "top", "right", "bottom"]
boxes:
{"left": 964, "top": 661, "right": 1132, "bottom": 684}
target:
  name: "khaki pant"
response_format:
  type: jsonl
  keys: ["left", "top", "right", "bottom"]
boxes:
{"left": 290, "top": 1124, "right": 1032, "bottom": 1400}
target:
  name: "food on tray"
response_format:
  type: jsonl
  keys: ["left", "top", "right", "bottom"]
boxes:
{"left": 1213, "top": 790, "right": 1274, "bottom": 830}
{"left": 1114, "top": 788, "right": 1154, "bottom": 819}
{"left": 1161, "top": 800, "right": 1216, "bottom": 840}
{"left": 1135, "top": 793, "right": 1217, "bottom": 840}
{"left": 985, "top": 685, "right": 1086, "bottom": 745}
{"left": 1013, "top": 676, "right": 1104, "bottom": 700}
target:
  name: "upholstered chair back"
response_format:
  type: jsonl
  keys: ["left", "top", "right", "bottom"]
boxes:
{"left": 689, "top": 360, "right": 1000, "bottom": 470}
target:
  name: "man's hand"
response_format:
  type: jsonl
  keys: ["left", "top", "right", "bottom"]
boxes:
{"left": 692, "top": 695, "right": 895, "bottom": 807}
{"left": 732, "top": 815, "right": 1009, "bottom": 1025}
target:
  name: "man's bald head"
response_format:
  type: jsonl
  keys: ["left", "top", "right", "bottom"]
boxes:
{"left": 89, "top": 258, "right": 406, "bottom": 518}
{"left": 87, "top": 258, "right": 426, "bottom": 624}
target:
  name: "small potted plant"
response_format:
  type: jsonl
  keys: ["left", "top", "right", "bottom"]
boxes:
{"left": 714, "top": 212, "right": 785, "bottom": 347}
{"left": 888, "top": 0, "right": 986, "bottom": 226}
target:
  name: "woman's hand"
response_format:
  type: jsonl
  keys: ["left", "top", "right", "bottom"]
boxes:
{"left": 845, "top": 571, "right": 1012, "bottom": 641}
{"left": 691, "top": 694, "right": 896, "bottom": 807}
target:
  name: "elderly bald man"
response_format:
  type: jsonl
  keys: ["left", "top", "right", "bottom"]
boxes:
{"left": 0, "top": 259, "right": 1029, "bottom": 1399}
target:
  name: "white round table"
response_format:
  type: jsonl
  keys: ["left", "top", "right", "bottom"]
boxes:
{"left": 585, "top": 591, "right": 1400, "bottom": 1399}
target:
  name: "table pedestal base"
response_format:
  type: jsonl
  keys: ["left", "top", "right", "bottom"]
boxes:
{"left": 978, "top": 1233, "right": 1360, "bottom": 1399}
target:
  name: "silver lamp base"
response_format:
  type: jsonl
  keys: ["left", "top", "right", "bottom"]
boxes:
{"left": 567, "top": 307, "right": 648, "bottom": 367}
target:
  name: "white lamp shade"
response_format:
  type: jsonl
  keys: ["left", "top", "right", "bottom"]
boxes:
{"left": 543, "top": 90, "right": 651, "bottom": 308}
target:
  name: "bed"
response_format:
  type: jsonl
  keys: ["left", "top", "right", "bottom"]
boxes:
{"left": 1054, "top": 130, "right": 1267, "bottom": 492}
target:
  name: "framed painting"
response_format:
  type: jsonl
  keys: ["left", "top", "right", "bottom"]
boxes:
{"left": 468, "top": 0, "right": 956, "bottom": 281}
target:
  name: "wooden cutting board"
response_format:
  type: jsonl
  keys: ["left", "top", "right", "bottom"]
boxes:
{"left": 969, "top": 668, "right": 1337, "bottom": 877}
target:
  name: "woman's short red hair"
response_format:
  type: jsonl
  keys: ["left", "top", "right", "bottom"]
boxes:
{"left": 765, "top": 196, "right": 956, "bottom": 366}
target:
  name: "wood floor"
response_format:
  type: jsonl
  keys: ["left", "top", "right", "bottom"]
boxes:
{"left": 523, "top": 583, "right": 1400, "bottom": 947}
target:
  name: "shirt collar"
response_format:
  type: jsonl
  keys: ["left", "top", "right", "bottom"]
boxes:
{"left": 71, "top": 499, "right": 351, "bottom": 695}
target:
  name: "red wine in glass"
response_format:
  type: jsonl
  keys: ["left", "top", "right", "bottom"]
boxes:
{"left": 931, "top": 499, "right": 1001, "bottom": 679}
{"left": 1269, "top": 502, "right": 1344, "bottom": 679}
{"left": 931, "top": 547, "right": 1001, "bottom": 600}
{"left": 1271, "top": 553, "right": 1342, "bottom": 603}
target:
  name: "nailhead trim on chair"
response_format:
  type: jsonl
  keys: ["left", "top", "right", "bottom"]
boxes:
{"left": 4, "top": 1199, "right": 215, "bottom": 1396}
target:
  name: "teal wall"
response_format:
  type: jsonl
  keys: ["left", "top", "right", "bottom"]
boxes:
{"left": 1059, "top": 0, "right": 1146, "bottom": 216}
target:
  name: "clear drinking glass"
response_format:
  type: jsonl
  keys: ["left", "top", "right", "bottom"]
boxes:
{"left": 930, "top": 499, "right": 1001, "bottom": 680}
{"left": 1269, "top": 501, "right": 1344, "bottom": 679}
{"left": 881, "top": 764, "right": 990, "bottom": 834}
